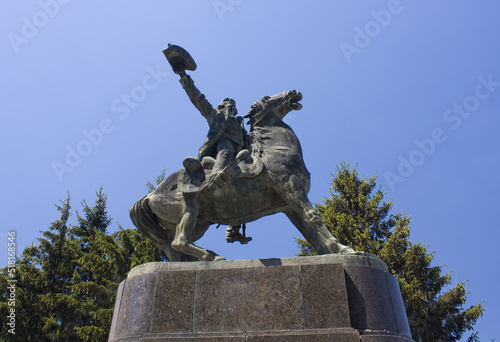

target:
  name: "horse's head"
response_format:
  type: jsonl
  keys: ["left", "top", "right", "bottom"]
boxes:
{"left": 244, "top": 90, "right": 302, "bottom": 125}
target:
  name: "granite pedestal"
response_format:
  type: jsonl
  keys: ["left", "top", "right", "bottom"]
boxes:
{"left": 108, "top": 254, "right": 414, "bottom": 341}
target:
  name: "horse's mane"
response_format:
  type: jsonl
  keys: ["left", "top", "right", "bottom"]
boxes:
{"left": 248, "top": 125, "right": 265, "bottom": 158}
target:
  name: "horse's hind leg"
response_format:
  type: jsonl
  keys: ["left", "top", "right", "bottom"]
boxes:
{"left": 131, "top": 196, "right": 183, "bottom": 261}
{"left": 281, "top": 175, "right": 354, "bottom": 254}
{"left": 171, "top": 195, "right": 224, "bottom": 261}
{"left": 155, "top": 220, "right": 197, "bottom": 262}
{"left": 172, "top": 212, "right": 224, "bottom": 261}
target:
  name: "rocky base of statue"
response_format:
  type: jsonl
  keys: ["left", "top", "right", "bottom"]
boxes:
{"left": 108, "top": 254, "right": 414, "bottom": 341}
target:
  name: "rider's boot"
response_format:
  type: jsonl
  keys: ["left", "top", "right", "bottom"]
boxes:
{"left": 208, "top": 166, "right": 234, "bottom": 190}
{"left": 226, "top": 225, "right": 252, "bottom": 244}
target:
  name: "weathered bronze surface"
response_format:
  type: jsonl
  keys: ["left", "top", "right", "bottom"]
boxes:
{"left": 130, "top": 44, "right": 355, "bottom": 261}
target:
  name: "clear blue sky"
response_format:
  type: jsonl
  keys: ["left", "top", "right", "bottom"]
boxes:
{"left": 1, "top": 1, "right": 499, "bottom": 340}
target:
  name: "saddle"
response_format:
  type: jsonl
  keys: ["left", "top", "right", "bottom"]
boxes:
{"left": 178, "top": 149, "right": 265, "bottom": 194}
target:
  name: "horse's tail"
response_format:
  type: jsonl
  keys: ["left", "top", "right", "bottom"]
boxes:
{"left": 130, "top": 195, "right": 170, "bottom": 249}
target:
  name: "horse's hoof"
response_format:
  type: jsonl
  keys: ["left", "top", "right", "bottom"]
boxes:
{"left": 339, "top": 246, "right": 356, "bottom": 254}
{"left": 213, "top": 256, "right": 226, "bottom": 261}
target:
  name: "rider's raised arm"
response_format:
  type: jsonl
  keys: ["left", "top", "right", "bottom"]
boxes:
{"left": 179, "top": 74, "right": 216, "bottom": 125}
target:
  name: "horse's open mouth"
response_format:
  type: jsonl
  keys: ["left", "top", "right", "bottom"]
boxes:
{"left": 290, "top": 92, "right": 303, "bottom": 110}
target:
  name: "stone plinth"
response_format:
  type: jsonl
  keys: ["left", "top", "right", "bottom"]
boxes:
{"left": 108, "top": 254, "right": 414, "bottom": 341}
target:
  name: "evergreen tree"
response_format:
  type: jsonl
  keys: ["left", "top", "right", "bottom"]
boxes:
{"left": 113, "top": 227, "right": 165, "bottom": 270}
{"left": 0, "top": 188, "right": 163, "bottom": 341}
{"left": 298, "top": 162, "right": 484, "bottom": 341}
{"left": 0, "top": 195, "right": 78, "bottom": 341}
{"left": 68, "top": 189, "right": 123, "bottom": 341}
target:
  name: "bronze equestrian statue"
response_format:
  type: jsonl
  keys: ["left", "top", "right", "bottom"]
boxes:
{"left": 130, "top": 45, "right": 355, "bottom": 261}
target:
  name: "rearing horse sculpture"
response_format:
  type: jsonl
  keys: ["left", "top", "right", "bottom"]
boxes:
{"left": 129, "top": 45, "right": 354, "bottom": 261}
{"left": 130, "top": 89, "right": 354, "bottom": 261}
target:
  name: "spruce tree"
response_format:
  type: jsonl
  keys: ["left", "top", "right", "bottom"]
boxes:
{"left": 113, "top": 227, "right": 166, "bottom": 269}
{"left": 297, "top": 162, "right": 484, "bottom": 341}
{"left": 0, "top": 195, "right": 78, "bottom": 341}
{"left": 0, "top": 189, "right": 164, "bottom": 341}
{"left": 68, "top": 189, "right": 123, "bottom": 341}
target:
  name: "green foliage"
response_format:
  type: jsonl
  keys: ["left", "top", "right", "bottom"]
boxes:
{"left": 1, "top": 167, "right": 486, "bottom": 340}
{"left": 113, "top": 227, "right": 165, "bottom": 269}
{"left": 146, "top": 169, "right": 167, "bottom": 193}
{"left": 0, "top": 188, "right": 163, "bottom": 341}
{"left": 297, "top": 162, "right": 484, "bottom": 341}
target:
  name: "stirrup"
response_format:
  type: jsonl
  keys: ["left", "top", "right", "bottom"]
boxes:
{"left": 226, "top": 224, "right": 252, "bottom": 244}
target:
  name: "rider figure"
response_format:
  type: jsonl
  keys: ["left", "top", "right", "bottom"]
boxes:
{"left": 180, "top": 74, "right": 249, "bottom": 189}
{"left": 180, "top": 74, "right": 253, "bottom": 244}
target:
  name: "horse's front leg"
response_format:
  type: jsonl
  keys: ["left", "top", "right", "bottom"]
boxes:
{"left": 171, "top": 195, "right": 224, "bottom": 261}
{"left": 280, "top": 174, "right": 354, "bottom": 254}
